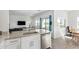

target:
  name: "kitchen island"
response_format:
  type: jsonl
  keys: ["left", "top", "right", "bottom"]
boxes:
{"left": 0, "top": 29, "right": 51, "bottom": 49}
{"left": 0, "top": 30, "right": 41, "bottom": 49}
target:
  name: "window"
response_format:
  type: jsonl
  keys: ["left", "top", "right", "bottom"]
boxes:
{"left": 41, "top": 18, "right": 49, "bottom": 30}
{"left": 45, "top": 18, "right": 50, "bottom": 30}
{"left": 35, "top": 15, "right": 52, "bottom": 31}
{"left": 42, "top": 18, "right": 45, "bottom": 29}
{"left": 77, "top": 17, "right": 79, "bottom": 29}
{"left": 35, "top": 19, "right": 40, "bottom": 29}
{"left": 57, "top": 17, "right": 65, "bottom": 27}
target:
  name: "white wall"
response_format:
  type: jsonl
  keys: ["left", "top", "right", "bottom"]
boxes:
{"left": 54, "top": 10, "right": 68, "bottom": 39}
{"left": 9, "top": 15, "right": 32, "bottom": 29}
{"left": 0, "top": 10, "right": 9, "bottom": 32}
{"left": 67, "top": 10, "right": 79, "bottom": 30}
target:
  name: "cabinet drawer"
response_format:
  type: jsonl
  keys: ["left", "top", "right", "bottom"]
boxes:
{"left": 5, "top": 43, "right": 19, "bottom": 49}
{"left": 5, "top": 39, "right": 19, "bottom": 46}
{"left": 0, "top": 41, "right": 5, "bottom": 49}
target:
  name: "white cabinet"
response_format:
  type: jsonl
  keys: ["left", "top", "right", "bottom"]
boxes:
{"left": 21, "top": 34, "right": 40, "bottom": 49}
{"left": 0, "top": 33, "right": 41, "bottom": 49}
{"left": 0, "top": 41, "right": 5, "bottom": 49}
{"left": 5, "top": 38, "right": 20, "bottom": 49}
{"left": 41, "top": 33, "right": 51, "bottom": 49}
{"left": 0, "top": 38, "right": 5, "bottom": 49}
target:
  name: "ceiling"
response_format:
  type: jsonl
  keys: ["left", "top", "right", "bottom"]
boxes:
{"left": 9, "top": 10, "right": 47, "bottom": 16}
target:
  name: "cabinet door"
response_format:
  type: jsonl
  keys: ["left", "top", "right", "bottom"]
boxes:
{"left": 21, "top": 34, "right": 40, "bottom": 49}
{"left": 5, "top": 38, "right": 20, "bottom": 49}
{"left": 0, "top": 38, "right": 5, "bottom": 49}
{"left": 0, "top": 41, "right": 5, "bottom": 49}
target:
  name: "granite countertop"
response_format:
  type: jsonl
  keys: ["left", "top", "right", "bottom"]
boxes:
{"left": 9, "top": 31, "right": 39, "bottom": 39}
{"left": 0, "top": 29, "right": 50, "bottom": 40}
{"left": 0, "top": 32, "right": 9, "bottom": 41}
{"left": 0, "top": 30, "right": 38, "bottom": 39}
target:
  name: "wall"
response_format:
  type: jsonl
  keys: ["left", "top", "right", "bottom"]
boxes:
{"left": 54, "top": 10, "right": 68, "bottom": 39}
{"left": 67, "top": 10, "right": 79, "bottom": 30}
{"left": 0, "top": 10, "right": 9, "bottom": 32}
{"left": 9, "top": 15, "right": 32, "bottom": 29}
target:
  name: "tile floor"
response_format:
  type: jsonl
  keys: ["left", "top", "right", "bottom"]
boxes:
{"left": 52, "top": 37, "right": 79, "bottom": 49}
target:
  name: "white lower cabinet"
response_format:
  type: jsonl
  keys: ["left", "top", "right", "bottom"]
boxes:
{"left": 1, "top": 34, "right": 41, "bottom": 49}
{"left": 5, "top": 38, "right": 20, "bottom": 49}
{"left": 21, "top": 34, "right": 40, "bottom": 49}
{"left": 0, "top": 41, "right": 5, "bottom": 49}
{"left": 0, "top": 38, "right": 5, "bottom": 49}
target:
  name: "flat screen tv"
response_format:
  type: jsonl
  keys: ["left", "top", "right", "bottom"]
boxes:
{"left": 17, "top": 21, "right": 26, "bottom": 25}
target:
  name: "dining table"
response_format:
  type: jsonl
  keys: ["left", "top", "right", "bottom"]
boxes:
{"left": 72, "top": 31, "right": 79, "bottom": 42}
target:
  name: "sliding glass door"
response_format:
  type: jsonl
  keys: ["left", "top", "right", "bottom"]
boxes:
{"left": 35, "top": 15, "right": 52, "bottom": 32}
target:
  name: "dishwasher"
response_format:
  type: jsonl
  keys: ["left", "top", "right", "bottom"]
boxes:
{"left": 41, "top": 33, "right": 52, "bottom": 49}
